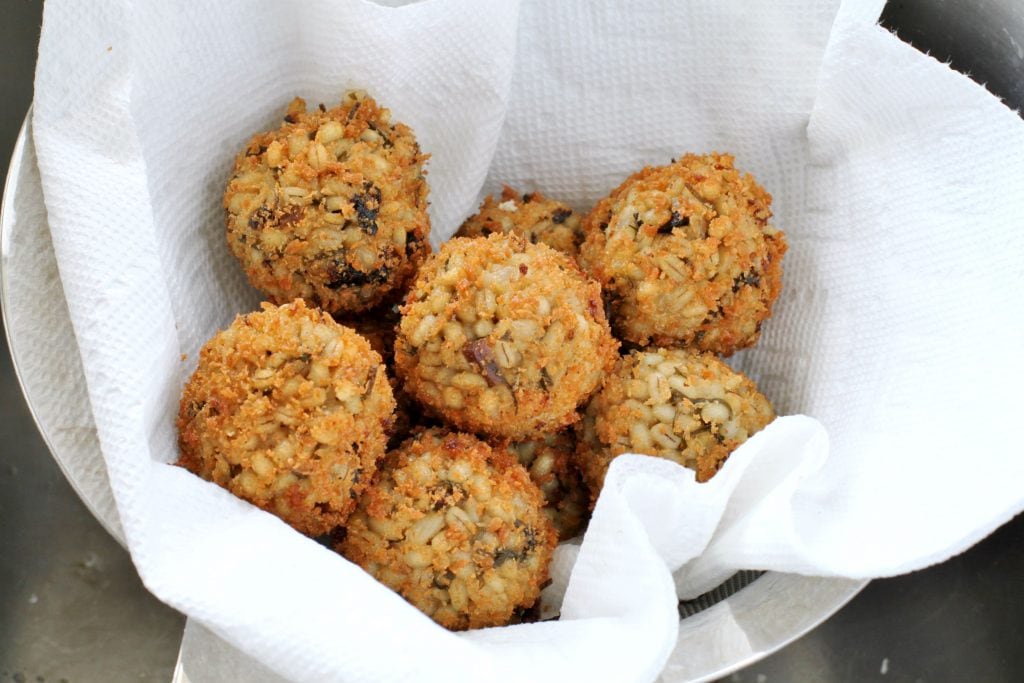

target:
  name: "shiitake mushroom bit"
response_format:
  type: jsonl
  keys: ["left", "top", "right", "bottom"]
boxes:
{"left": 336, "top": 428, "right": 557, "bottom": 631}
{"left": 190, "top": 87, "right": 789, "bottom": 631}
{"left": 394, "top": 232, "right": 618, "bottom": 439}
{"left": 224, "top": 90, "right": 431, "bottom": 314}
{"left": 579, "top": 152, "right": 787, "bottom": 355}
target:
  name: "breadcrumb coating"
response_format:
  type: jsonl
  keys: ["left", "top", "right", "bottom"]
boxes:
{"left": 338, "top": 428, "right": 556, "bottom": 630}
{"left": 579, "top": 153, "right": 786, "bottom": 355}
{"left": 395, "top": 233, "right": 618, "bottom": 439}
{"left": 177, "top": 299, "right": 395, "bottom": 536}
{"left": 224, "top": 91, "right": 430, "bottom": 314}
{"left": 456, "top": 186, "right": 584, "bottom": 259}
{"left": 575, "top": 347, "right": 774, "bottom": 501}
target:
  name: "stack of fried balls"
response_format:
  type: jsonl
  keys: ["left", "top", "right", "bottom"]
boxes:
{"left": 176, "top": 91, "right": 787, "bottom": 630}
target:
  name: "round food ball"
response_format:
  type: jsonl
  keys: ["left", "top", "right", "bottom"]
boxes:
{"left": 503, "top": 431, "right": 589, "bottom": 541}
{"left": 394, "top": 233, "right": 618, "bottom": 439}
{"left": 224, "top": 91, "right": 431, "bottom": 314}
{"left": 338, "top": 428, "right": 557, "bottom": 630}
{"left": 456, "top": 186, "right": 584, "bottom": 259}
{"left": 576, "top": 347, "right": 774, "bottom": 500}
{"left": 579, "top": 152, "right": 786, "bottom": 355}
{"left": 176, "top": 299, "right": 395, "bottom": 536}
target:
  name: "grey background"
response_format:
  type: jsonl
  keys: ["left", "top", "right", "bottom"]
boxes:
{"left": 2, "top": 0, "right": 1021, "bottom": 681}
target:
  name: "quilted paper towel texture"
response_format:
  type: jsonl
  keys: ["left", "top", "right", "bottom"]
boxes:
{"left": 30, "top": 0, "right": 1024, "bottom": 680}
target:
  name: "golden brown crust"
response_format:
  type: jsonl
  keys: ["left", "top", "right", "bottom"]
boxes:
{"left": 224, "top": 92, "right": 431, "bottom": 314}
{"left": 338, "top": 428, "right": 557, "bottom": 630}
{"left": 394, "top": 233, "right": 619, "bottom": 439}
{"left": 176, "top": 299, "right": 395, "bottom": 536}
{"left": 575, "top": 347, "right": 774, "bottom": 502}
{"left": 456, "top": 186, "right": 584, "bottom": 259}
{"left": 579, "top": 153, "right": 786, "bottom": 355}
{"left": 502, "top": 431, "right": 589, "bottom": 541}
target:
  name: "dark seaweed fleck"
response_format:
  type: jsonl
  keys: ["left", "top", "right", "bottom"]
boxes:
{"left": 428, "top": 480, "right": 466, "bottom": 510}
{"left": 658, "top": 211, "right": 689, "bottom": 234}
{"left": 494, "top": 526, "right": 537, "bottom": 566}
{"left": 732, "top": 270, "right": 761, "bottom": 292}
{"left": 368, "top": 121, "right": 392, "bottom": 147}
{"left": 346, "top": 101, "right": 361, "bottom": 121}
{"left": 551, "top": 208, "right": 573, "bottom": 224}
{"left": 352, "top": 182, "right": 382, "bottom": 235}
{"left": 433, "top": 569, "right": 456, "bottom": 589}
{"left": 522, "top": 193, "right": 533, "bottom": 204}
{"left": 326, "top": 261, "right": 389, "bottom": 289}
{"left": 318, "top": 103, "right": 327, "bottom": 113}
{"left": 228, "top": 463, "right": 242, "bottom": 478}
{"left": 248, "top": 206, "right": 274, "bottom": 231}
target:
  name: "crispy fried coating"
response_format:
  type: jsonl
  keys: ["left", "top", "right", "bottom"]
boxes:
{"left": 338, "top": 428, "right": 557, "bottom": 630}
{"left": 575, "top": 347, "right": 774, "bottom": 501}
{"left": 456, "top": 186, "right": 584, "bottom": 259}
{"left": 224, "top": 91, "right": 430, "bottom": 314}
{"left": 176, "top": 299, "right": 395, "bottom": 536}
{"left": 579, "top": 153, "right": 786, "bottom": 355}
{"left": 394, "top": 233, "right": 618, "bottom": 439}
{"left": 503, "top": 431, "right": 589, "bottom": 541}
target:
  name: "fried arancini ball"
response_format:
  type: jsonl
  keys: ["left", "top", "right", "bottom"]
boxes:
{"left": 578, "top": 153, "right": 786, "bottom": 355}
{"left": 575, "top": 347, "right": 774, "bottom": 501}
{"left": 177, "top": 299, "right": 395, "bottom": 536}
{"left": 224, "top": 91, "right": 430, "bottom": 314}
{"left": 503, "top": 431, "right": 589, "bottom": 541}
{"left": 456, "top": 186, "right": 584, "bottom": 259}
{"left": 338, "top": 428, "right": 557, "bottom": 630}
{"left": 394, "top": 233, "right": 618, "bottom": 439}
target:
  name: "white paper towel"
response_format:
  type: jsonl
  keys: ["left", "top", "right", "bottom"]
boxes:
{"left": 30, "top": 0, "right": 1024, "bottom": 680}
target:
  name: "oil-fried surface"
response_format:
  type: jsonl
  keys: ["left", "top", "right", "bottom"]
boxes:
{"left": 579, "top": 153, "right": 786, "bottom": 355}
{"left": 224, "top": 91, "right": 430, "bottom": 314}
{"left": 503, "top": 431, "right": 589, "bottom": 541}
{"left": 394, "top": 233, "right": 618, "bottom": 438}
{"left": 456, "top": 186, "right": 584, "bottom": 259}
{"left": 338, "top": 429, "right": 556, "bottom": 630}
{"left": 576, "top": 348, "right": 774, "bottom": 501}
{"left": 177, "top": 300, "right": 395, "bottom": 536}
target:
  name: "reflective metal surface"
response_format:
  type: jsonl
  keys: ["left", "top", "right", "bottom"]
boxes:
{"left": 2, "top": 0, "right": 1023, "bottom": 681}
